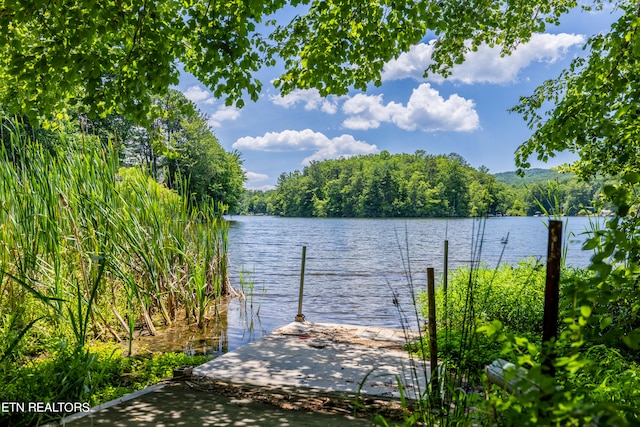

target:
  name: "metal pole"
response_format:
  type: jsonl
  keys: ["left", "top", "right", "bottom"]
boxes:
{"left": 443, "top": 240, "right": 449, "bottom": 332}
{"left": 443, "top": 240, "right": 449, "bottom": 295}
{"left": 427, "top": 267, "right": 438, "bottom": 396}
{"left": 542, "top": 220, "right": 562, "bottom": 377}
{"left": 295, "top": 246, "right": 307, "bottom": 322}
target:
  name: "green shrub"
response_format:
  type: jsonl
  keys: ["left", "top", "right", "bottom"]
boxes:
{"left": 574, "top": 345, "right": 640, "bottom": 408}
{"left": 427, "top": 259, "right": 547, "bottom": 335}
{"left": 476, "top": 176, "right": 640, "bottom": 426}
{"left": 415, "top": 259, "right": 547, "bottom": 376}
{"left": 0, "top": 342, "right": 209, "bottom": 426}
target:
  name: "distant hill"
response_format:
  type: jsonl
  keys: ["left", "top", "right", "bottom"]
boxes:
{"left": 494, "top": 168, "right": 574, "bottom": 186}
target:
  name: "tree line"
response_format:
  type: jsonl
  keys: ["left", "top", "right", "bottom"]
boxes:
{"left": 239, "top": 151, "right": 605, "bottom": 218}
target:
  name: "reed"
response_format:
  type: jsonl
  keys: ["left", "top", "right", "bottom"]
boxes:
{"left": 374, "top": 219, "right": 499, "bottom": 426}
{"left": 0, "top": 117, "right": 232, "bottom": 365}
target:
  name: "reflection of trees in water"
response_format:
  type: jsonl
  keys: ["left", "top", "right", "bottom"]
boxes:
{"left": 130, "top": 296, "right": 265, "bottom": 357}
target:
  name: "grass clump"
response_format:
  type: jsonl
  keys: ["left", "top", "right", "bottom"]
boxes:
{"left": 0, "top": 342, "right": 209, "bottom": 426}
{"left": 414, "top": 259, "right": 546, "bottom": 378}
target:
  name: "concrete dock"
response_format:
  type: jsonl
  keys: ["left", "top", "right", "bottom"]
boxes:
{"left": 192, "top": 321, "right": 430, "bottom": 399}
{"left": 61, "top": 322, "right": 429, "bottom": 426}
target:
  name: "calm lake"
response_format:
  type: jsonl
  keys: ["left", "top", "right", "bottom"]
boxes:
{"left": 138, "top": 216, "right": 602, "bottom": 356}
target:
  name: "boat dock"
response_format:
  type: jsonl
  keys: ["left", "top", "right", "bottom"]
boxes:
{"left": 60, "top": 322, "right": 429, "bottom": 426}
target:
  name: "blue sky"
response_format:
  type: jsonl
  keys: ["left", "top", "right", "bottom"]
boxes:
{"left": 177, "top": 6, "right": 618, "bottom": 190}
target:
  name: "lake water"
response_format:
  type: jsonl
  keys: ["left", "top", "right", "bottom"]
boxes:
{"left": 137, "top": 216, "right": 601, "bottom": 356}
{"left": 220, "top": 216, "right": 598, "bottom": 349}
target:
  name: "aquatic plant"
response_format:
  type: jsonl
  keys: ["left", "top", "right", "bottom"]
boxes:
{"left": 0, "top": 116, "right": 233, "bottom": 421}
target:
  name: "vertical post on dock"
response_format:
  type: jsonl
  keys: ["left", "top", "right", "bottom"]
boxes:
{"left": 542, "top": 220, "right": 562, "bottom": 377}
{"left": 295, "top": 246, "right": 307, "bottom": 322}
{"left": 443, "top": 240, "right": 449, "bottom": 331}
{"left": 443, "top": 240, "right": 449, "bottom": 295}
{"left": 427, "top": 268, "right": 438, "bottom": 396}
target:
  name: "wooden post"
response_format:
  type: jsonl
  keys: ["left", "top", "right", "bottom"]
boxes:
{"left": 295, "top": 246, "right": 307, "bottom": 322}
{"left": 542, "top": 220, "right": 562, "bottom": 377}
{"left": 427, "top": 268, "right": 438, "bottom": 393}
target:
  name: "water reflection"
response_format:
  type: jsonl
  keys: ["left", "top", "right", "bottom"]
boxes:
{"left": 127, "top": 296, "right": 269, "bottom": 356}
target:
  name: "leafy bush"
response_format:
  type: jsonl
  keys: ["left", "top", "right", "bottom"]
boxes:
{"left": 476, "top": 176, "right": 640, "bottom": 426}
{"left": 411, "top": 196, "right": 640, "bottom": 425}
{"left": 0, "top": 342, "right": 209, "bottom": 426}
{"left": 415, "top": 259, "right": 547, "bottom": 376}
{"left": 574, "top": 345, "right": 640, "bottom": 408}
{"left": 428, "top": 259, "right": 547, "bottom": 335}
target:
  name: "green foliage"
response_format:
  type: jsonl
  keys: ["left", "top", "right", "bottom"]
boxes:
{"left": 415, "top": 260, "right": 547, "bottom": 379}
{"left": 0, "top": 0, "right": 633, "bottom": 209}
{"left": 473, "top": 178, "right": 640, "bottom": 426}
{"left": 167, "top": 114, "right": 245, "bottom": 212}
{"left": 574, "top": 345, "right": 640, "bottom": 408}
{"left": 0, "top": 115, "right": 233, "bottom": 424}
{"left": 566, "top": 174, "right": 640, "bottom": 351}
{"left": 263, "top": 153, "right": 602, "bottom": 218}
{"left": 272, "top": 0, "right": 436, "bottom": 95}
{"left": 0, "top": 114, "right": 232, "bottom": 360}
{"left": 108, "top": 350, "right": 209, "bottom": 396}
{"left": 431, "top": 260, "right": 547, "bottom": 335}
{"left": 83, "top": 89, "right": 247, "bottom": 211}
{"left": 0, "top": 0, "right": 277, "bottom": 122}
{"left": 411, "top": 232, "right": 640, "bottom": 425}
{"left": 478, "top": 320, "right": 639, "bottom": 426}
{"left": 0, "top": 344, "right": 99, "bottom": 426}
{"left": 0, "top": 0, "right": 617, "bottom": 134}
{"left": 238, "top": 189, "right": 278, "bottom": 215}
{"left": 0, "top": 342, "right": 209, "bottom": 426}
{"left": 0, "top": 1, "right": 632, "bottom": 208}
{"left": 271, "top": 151, "right": 504, "bottom": 217}
{"left": 513, "top": 1, "right": 640, "bottom": 180}
{"left": 272, "top": 0, "right": 583, "bottom": 99}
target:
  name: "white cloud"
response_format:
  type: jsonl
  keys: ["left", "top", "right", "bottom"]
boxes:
{"left": 342, "top": 94, "right": 404, "bottom": 130}
{"left": 208, "top": 106, "right": 241, "bottom": 128}
{"left": 183, "top": 85, "right": 212, "bottom": 103}
{"left": 302, "top": 134, "right": 376, "bottom": 164}
{"left": 341, "top": 116, "right": 384, "bottom": 130}
{"left": 382, "top": 42, "right": 437, "bottom": 82}
{"left": 383, "top": 33, "right": 586, "bottom": 84}
{"left": 271, "top": 89, "right": 340, "bottom": 114}
{"left": 248, "top": 183, "right": 276, "bottom": 191}
{"left": 244, "top": 171, "right": 274, "bottom": 190}
{"left": 342, "top": 84, "right": 479, "bottom": 132}
{"left": 232, "top": 129, "right": 377, "bottom": 165}
{"left": 397, "top": 84, "right": 479, "bottom": 131}
{"left": 245, "top": 171, "right": 269, "bottom": 182}
{"left": 181, "top": 85, "right": 240, "bottom": 128}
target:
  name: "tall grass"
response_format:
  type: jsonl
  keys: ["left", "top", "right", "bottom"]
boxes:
{"left": 0, "top": 118, "right": 233, "bottom": 365}
{"left": 384, "top": 212, "right": 639, "bottom": 426}
{"left": 379, "top": 220, "right": 534, "bottom": 426}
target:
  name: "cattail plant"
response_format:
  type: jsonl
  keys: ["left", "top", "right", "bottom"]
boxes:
{"left": 0, "top": 117, "right": 234, "bottom": 362}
